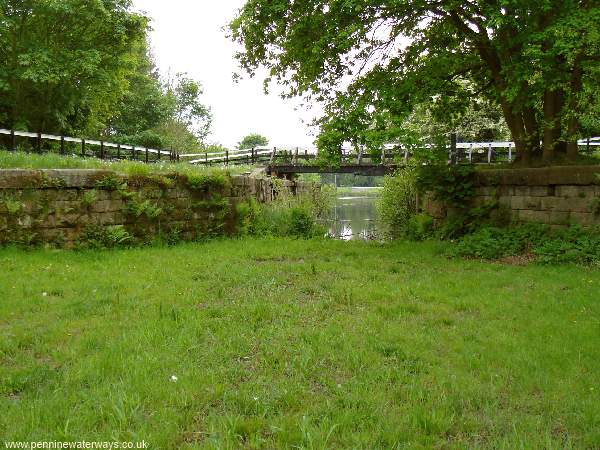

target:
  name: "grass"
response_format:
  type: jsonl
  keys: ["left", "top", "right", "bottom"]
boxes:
{"left": 0, "top": 150, "right": 257, "bottom": 176}
{"left": 1, "top": 238, "right": 599, "bottom": 448}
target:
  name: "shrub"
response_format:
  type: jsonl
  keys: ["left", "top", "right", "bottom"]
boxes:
{"left": 450, "top": 224, "right": 600, "bottom": 265}
{"left": 416, "top": 164, "right": 476, "bottom": 208}
{"left": 407, "top": 214, "right": 434, "bottom": 241}
{"left": 377, "top": 167, "right": 418, "bottom": 238}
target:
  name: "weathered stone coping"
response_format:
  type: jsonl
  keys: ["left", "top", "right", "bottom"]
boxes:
{"left": 475, "top": 165, "right": 600, "bottom": 187}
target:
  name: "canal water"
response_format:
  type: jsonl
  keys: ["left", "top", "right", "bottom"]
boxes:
{"left": 326, "top": 187, "right": 381, "bottom": 240}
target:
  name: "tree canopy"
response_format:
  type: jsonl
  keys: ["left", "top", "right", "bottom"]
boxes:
{"left": 231, "top": 0, "right": 600, "bottom": 164}
{"left": 0, "top": 0, "right": 212, "bottom": 151}
{"left": 237, "top": 133, "right": 269, "bottom": 149}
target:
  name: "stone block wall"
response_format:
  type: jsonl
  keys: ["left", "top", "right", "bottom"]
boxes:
{"left": 423, "top": 165, "right": 600, "bottom": 227}
{"left": 0, "top": 169, "right": 319, "bottom": 247}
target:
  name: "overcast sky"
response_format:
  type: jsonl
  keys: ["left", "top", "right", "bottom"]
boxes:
{"left": 132, "top": 0, "right": 319, "bottom": 149}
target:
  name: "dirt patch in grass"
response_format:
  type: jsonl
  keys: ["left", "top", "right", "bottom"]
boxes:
{"left": 496, "top": 252, "right": 536, "bottom": 266}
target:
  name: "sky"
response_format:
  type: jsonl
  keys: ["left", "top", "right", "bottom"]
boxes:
{"left": 132, "top": 0, "right": 320, "bottom": 149}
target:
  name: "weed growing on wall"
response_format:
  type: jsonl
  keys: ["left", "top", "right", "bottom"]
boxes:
{"left": 81, "top": 190, "right": 98, "bottom": 208}
{"left": 3, "top": 196, "right": 24, "bottom": 216}
{"left": 81, "top": 224, "right": 132, "bottom": 249}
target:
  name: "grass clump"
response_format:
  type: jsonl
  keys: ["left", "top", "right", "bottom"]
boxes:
{"left": 237, "top": 185, "right": 333, "bottom": 239}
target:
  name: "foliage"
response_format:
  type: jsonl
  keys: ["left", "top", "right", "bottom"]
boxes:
{"left": 0, "top": 2, "right": 212, "bottom": 153}
{"left": 436, "top": 201, "right": 505, "bottom": 240}
{"left": 238, "top": 200, "right": 325, "bottom": 239}
{"left": 450, "top": 224, "right": 600, "bottom": 265}
{"left": 0, "top": 150, "right": 254, "bottom": 177}
{"left": 231, "top": 1, "right": 600, "bottom": 164}
{"left": 0, "top": 0, "right": 147, "bottom": 135}
{"left": 376, "top": 167, "right": 417, "bottom": 239}
{"left": 80, "top": 224, "right": 132, "bottom": 249}
{"left": 237, "top": 133, "right": 269, "bottom": 150}
{"left": 3, "top": 196, "right": 24, "bottom": 216}
{"left": 237, "top": 185, "right": 331, "bottom": 239}
{"left": 126, "top": 198, "right": 162, "bottom": 220}
{"left": 184, "top": 172, "right": 229, "bottom": 191}
{"left": 416, "top": 165, "right": 477, "bottom": 209}
{"left": 80, "top": 190, "right": 98, "bottom": 208}
{"left": 95, "top": 175, "right": 126, "bottom": 191}
{"left": 406, "top": 214, "right": 434, "bottom": 242}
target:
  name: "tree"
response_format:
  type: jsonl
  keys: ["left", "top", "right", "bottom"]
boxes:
{"left": 107, "top": 49, "right": 213, "bottom": 152}
{"left": 231, "top": 1, "right": 600, "bottom": 165}
{"left": 0, "top": 0, "right": 147, "bottom": 135}
{"left": 237, "top": 133, "right": 269, "bottom": 149}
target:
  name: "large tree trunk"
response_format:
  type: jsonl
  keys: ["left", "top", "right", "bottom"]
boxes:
{"left": 499, "top": 100, "right": 538, "bottom": 165}
{"left": 566, "top": 59, "right": 584, "bottom": 161}
{"left": 542, "top": 89, "right": 564, "bottom": 162}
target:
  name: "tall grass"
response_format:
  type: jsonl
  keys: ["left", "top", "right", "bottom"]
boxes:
{"left": 0, "top": 150, "right": 256, "bottom": 176}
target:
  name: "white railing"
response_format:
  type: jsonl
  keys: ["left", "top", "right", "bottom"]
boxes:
{"left": 0, "top": 128, "right": 174, "bottom": 158}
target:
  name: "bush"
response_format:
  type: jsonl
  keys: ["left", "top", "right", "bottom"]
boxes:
{"left": 407, "top": 214, "right": 434, "bottom": 241}
{"left": 450, "top": 224, "right": 600, "bottom": 265}
{"left": 416, "top": 164, "right": 476, "bottom": 208}
{"left": 377, "top": 167, "right": 418, "bottom": 238}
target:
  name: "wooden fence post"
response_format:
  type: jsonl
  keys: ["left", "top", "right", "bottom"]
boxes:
{"left": 380, "top": 147, "right": 386, "bottom": 165}
{"left": 100, "top": 141, "right": 105, "bottom": 159}
{"left": 145, "top": 147, "right": 149, "bottom": 163}
{"left": 205, "top": 152, "right": 208, "bottom": 164}
{"left": 60, "top": 136, "right": 65, "bottom": 155}
{"left": 225, "top": 150, "right": 229, "bottom": 166}
{"left": 587, "top": 138, "right": 591, "bottom": 154}
{"left": 37, "top": 132, "right": 42, "bottom": 153}
{"left": 294, "top": 147, "right": 299, "bottom": 165}
{"left": 487, "top": 143, "right": 493, "bottom": 163}
{"left": 11, "top": 129, "right": 16, "bottom": 152}
{"left": 251, "top": 147, "right": 255, "bottom": 164}
{"left": 81, "top": 139, "right": 86, "bottom": 157}
{"left": 468, "top": 143, "right": 473, "bottom": 162}
{"left": 117, "top": 143, "right": 121, "bottom": 159}
{"left": 132, "top": 145, "right": 135, "bottom": 160}
{"left": 157, "top": 148, "right": 161, "bottom": 161}
{"left": 270, "top": 147, "right": 277, "bottom": 164}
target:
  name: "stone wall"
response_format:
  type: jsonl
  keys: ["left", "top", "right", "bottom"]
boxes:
{"left": 423, "top": 165, "right": 600, "bottom": 227}
{"left": 0, "top": 169, "right": 319, "bottom": 247}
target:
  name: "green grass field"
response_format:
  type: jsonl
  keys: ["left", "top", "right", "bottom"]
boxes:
{"left": 1, "top": 238, "right": 599, "bottom": 448}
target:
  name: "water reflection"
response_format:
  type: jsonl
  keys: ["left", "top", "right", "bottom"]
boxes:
{"left": 325, "top": 187, "right": 381, "bottom": 240}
